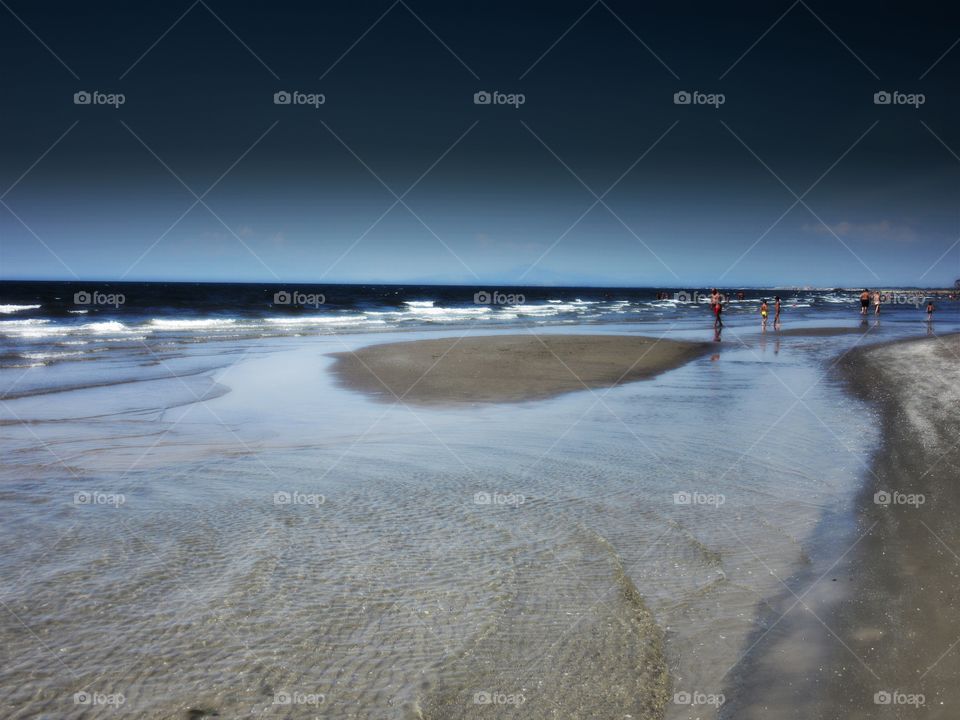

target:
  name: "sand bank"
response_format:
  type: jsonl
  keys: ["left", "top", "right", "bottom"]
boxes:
{"left": 329, "top": 334, "right": 711, "bottom": 404}
{"left": 723, "top": 332, "right": 960, "bottom": 719}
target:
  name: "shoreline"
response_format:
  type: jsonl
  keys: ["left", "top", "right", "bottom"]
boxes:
{"left": 328, "top": 334, "right": 713, "bottom": 404}
{"left": 723, "top": 331, "right": 960, "bottom": 719}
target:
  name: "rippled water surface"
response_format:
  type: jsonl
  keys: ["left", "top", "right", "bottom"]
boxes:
{"left": 1, "top": 303, "right": 959, "bottom": 718}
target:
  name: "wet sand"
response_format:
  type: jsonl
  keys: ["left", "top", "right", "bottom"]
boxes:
{"left": 724, "top": 332, "right": 960, "bottom": 719}
{"left": 1, "top": 327, "right": 909, "bottom": 719}
{"left": 775, "top": 325, "right": 878, "bottom": 337}
{"left": 329, "top": 334, "right": 711, "bottom": 404}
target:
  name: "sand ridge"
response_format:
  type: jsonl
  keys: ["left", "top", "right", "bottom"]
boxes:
{"left": 328, "top": 334, "right": 712, "bottom": 404}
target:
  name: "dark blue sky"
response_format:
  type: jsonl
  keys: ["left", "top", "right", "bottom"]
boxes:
{"left": 1, "top": 0, "right": 959, "bottom": 287}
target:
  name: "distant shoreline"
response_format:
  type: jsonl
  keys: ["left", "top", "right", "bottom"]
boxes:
{"left": 2, "top": 278, "right": 957, "bottom": 291}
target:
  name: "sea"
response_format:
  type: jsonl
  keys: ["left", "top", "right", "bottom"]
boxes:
{"left": 0, "top": 281, "right": 957, "bottom": 719}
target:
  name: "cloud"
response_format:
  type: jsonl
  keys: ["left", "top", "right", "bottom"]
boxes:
{"left": 804, "top": 220, "right": 918, "bottom": 243}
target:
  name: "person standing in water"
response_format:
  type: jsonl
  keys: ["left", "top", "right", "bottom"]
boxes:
{"left": 711, "top": 289, "right": 724, "bottom": 330}
{"left": 860, "top": 289, "right": 870, "bottom": 315}
{"left": 774, "top": 295, "right": 782, "bottom": 328}
{"left": 760, "top": 299, "right": 769, "bottom": 330}
{"left": 926, "top": 300, "right": 935, "bottom": 321}
{"left": 873, "top": 290, "right": 882, "bottom": 316}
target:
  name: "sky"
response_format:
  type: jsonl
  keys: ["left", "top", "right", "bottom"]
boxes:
{"left": 1, "top": 0, "right": 959, "bottom": 288}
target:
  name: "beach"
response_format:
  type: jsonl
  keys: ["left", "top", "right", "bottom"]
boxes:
{"left": 5, "top": 0, "right": 960, "bottom": 713}
{"left": 723, "top": 332, "right": 960, "bottom": 719}
{"left": 0, "top": 285, "right": 958, "bottom": 719}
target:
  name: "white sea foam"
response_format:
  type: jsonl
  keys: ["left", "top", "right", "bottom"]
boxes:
{"left": 149, "top": 318, "right": 238, "bottom": 331}
{"left": 512, "top": 304, "right": 563, "bottom": 315}
{"left": 514, "top": 303, "right": 588, "bottom": 315}
{"left": 82, "top": 321, "right": 133, "bottom": 334}
{"left": 22, "top": 351, "right": 86, "bottom": 361}
{"left": 266, "top": 315, "right": 367, "bottom": 326}
{"left": 407, "top": 306, "right": 491, "bottom": 317}
{"left": 0, "top": 319, "right": 48, "bottom": 327}
{"left": 0, "top": 304, "right": 41, "bottom": 314}
{"left": 365, "top": 306, "right": 494, "bottom": 322}
{"left": 0, "top": 319, "right": 60, "bottom": 338}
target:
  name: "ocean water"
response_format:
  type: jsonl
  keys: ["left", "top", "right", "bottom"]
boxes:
{"left": 1, "top": 282, "right": 958, "bottom": 719}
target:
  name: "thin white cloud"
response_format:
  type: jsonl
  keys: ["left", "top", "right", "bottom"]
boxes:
{"left": 804, "top": 220, "right": 918, "bottom": 243}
